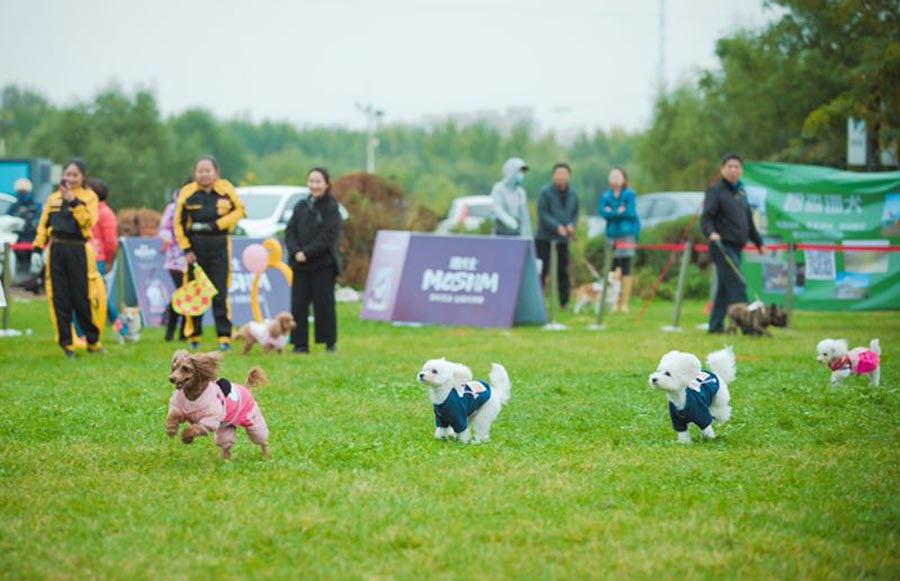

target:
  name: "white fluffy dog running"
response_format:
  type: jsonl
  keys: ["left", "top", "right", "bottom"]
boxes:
{"left": 417, "top": 358, "right": 511, "bottom": 444}
{"left": 816, "top": 338, "right": 881, "bottom": 387}
{"left": 648, "top": 347, "right": 736, "bottom": 444}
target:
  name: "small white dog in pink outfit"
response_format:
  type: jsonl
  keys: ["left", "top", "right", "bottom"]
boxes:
{"left": 167, "top": 350, "right": 270, "bottom": 460}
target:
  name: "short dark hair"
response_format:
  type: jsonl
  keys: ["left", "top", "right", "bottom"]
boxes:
{"left": 86, "top": 178, "right": 108, "bottom": 202}
{"left": 721, "top": 152, "right": 743, "bottom": 166}
{"left": 196, "top": 155, "right": 220, "bottom": 171}
{"left": 552, "top": 162, "right": 571, "bottom": 174}
{"left": 66, "top": 158, "right": 88, "bottom": 178}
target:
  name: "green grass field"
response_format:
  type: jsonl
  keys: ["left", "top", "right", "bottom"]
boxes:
{"left": 1, "top": 294, "right": 898, "bottom": 579}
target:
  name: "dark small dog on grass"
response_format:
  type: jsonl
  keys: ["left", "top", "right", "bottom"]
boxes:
{"left": 726, "top": 301, "right": 789, "bottom": 337}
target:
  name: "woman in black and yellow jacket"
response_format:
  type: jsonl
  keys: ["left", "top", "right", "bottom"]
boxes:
{"left": 32, "top": 159, "right": 107, "bottom": 357}
{"left": 174, "top": 156, "right": 245, "bottom": 351}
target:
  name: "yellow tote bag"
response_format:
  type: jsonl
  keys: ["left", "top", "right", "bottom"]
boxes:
{"left": 172, "top": 265, "right": 218, "bottom": 317}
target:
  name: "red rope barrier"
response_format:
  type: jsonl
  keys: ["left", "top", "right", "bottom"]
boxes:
{"left": 622, "top": 241, "right": 900, "bottom": 253}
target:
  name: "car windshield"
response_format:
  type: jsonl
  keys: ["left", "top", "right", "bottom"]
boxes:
{"left": 241, "top": 194, "right": 283, "bottom": 220}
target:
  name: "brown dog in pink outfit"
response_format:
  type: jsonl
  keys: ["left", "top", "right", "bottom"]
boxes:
{"left": 166, "top": 350, "right": 270, "bottom": 460}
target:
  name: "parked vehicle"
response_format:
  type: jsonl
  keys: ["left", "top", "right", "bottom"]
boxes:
{"left": 236, "top": 185, "right": 349, "bottom": 238}
{"left": 587, "top": 191, "right": 705, "bottom": 238}
{"left": 434, "top": 195, "right": 493, "bottom": 234}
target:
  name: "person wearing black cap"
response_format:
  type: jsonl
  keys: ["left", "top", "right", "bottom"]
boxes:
{"left": 700, "top": 153, "right": 765, "bottom": 334}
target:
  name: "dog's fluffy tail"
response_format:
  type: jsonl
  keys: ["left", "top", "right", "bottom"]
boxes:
{"left": 870, "top": 338, "right": 881, "bottom": 355}
{"left": 707, "top": 346, "right": 737, "bottom": 384}
{"left": 245, "top": 367, "right": 268, "bottom": 390}
{"left": 489, "top": 363, "right": 511, "bottom": 406}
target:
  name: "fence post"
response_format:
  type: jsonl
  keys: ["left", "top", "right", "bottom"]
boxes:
{"left": 785, "top": 243, "right": 795, "bottom": 316}
{"left": 543, "top": 239, "right": 568, "bottom": 331}
{"left": 589, "top": 239, "right": 615, "bottom": 331}
{"left": 662, "top": 241, "right": 691, "bottom": 332}
{"left": 2, "top": 243, "right": 11, "bottom": 331}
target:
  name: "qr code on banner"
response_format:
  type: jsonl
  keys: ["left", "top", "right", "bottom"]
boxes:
{"left": 805, "top": 250, "right": 836, "bottom": 281}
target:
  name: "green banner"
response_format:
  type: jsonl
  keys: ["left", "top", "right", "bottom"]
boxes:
{"left": 740, "top": 162, "right": 900, "bottom": 311}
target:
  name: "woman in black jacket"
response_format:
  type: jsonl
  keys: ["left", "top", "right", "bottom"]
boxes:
{"left": 285, "top": 167, "right": 342, "bottom": 354}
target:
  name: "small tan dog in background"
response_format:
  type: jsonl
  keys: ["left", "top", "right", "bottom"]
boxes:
{"left": 232, "top": 312, "right": 296, "bottom": 355}
{"left": 167, "top": 350, "right": 270, "bottom": 460}
{"left": 572, "top": 270, "right": 621, "bottom": 315}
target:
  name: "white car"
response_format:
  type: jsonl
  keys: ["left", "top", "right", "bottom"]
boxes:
{"left": 236, "top": 185, "right": 348, "bottom": 238}
{"left": 435, "top": 195, "right": 493, "bottom": 235}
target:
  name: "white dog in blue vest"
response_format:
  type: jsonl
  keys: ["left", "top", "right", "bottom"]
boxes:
{"left": 417, "top": 358, "right": 511, "bottom": 444}
{"left": 648, "top": 347, "right": 736, "bottom": 443}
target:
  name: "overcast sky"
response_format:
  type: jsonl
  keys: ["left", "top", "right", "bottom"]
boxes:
{"left": 2, "top": 0, "right": 776, "bottom": 132}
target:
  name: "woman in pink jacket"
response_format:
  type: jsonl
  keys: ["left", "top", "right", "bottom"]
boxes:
{"left": 87, "top": 178, "right": 127, "bottom": 336}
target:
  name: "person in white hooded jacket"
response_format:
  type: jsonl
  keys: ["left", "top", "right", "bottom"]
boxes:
{"left": 491, "top": 157, "right": 532, "bottom": 237}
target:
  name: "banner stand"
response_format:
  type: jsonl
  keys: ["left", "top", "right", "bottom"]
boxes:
{"left": 662, "top": 241, "right": 692, "bottom": 332}
{"left": 588, "top": 240, "right": 615, "bottom": 331}
{"left": 543, "top": 240, "right": 568, "bottom": 331}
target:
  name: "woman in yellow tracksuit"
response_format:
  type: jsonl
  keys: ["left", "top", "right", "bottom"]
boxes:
{"left": 32, "top": 159, "right": 107, "bottom": 357}
{"left": 174, "top": 156, "right": 245, "bottom": 351}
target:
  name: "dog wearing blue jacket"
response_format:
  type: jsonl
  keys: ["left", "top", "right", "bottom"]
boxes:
{"left": 648, "top": 347, "right": 736, "bottom": 443}
{"left": 417, "top": 358, "right": 511, "bottom": 444}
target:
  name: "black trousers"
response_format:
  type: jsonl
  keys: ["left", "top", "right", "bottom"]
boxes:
{"left": 166, "top": 269, "right": 190, "bottom": 341}
{"left": 49, "top": 241, "right": 99, "bottom": 348}
{"left": 291, "top": 266, "right": 337, "bottom": 348}
{"left": 709, "top": 242, "right": 748, "bottom": 333}
{"left": 535, "top": 239, "right": 571, "bottom": 307}
{"left": 612, "top": 257, "right": 632, "bottom": 275}
{"left": 191, "top": 237, "right": 231, "bottom": 339}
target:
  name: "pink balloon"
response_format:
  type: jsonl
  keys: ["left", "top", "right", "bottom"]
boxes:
{"left": 242, "top": 244, "right": 269, "bottom": 274}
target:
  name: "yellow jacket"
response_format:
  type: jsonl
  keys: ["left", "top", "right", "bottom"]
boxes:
{"left": 33, "top": 187, "right": 99, "bottom": 250}
{"left": 174, "top": 179, "right": 245, "bottom": 251}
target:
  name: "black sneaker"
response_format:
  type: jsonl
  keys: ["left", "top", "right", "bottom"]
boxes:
{"left": 190, "top": 341, "right": 201, "bottom": 351}
{"left": 326, "top": 344, "right": 337, "bottom": 353}
{"left": 219, "top": 343, "right": 232, "bottom": 352}
{"left": 63, "top": 349, "right": 76, "bottom": 359}
{"left": 292, "top": 346, "right": 310, "bottom": 354}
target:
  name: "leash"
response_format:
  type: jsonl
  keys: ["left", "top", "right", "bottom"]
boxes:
{"left": 713, "top": 239, "right": 763, "bottom": 301}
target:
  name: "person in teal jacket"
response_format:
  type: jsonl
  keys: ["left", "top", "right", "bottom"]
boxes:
{"left": 599, "top": 167, "right": 640, "bottom": 313}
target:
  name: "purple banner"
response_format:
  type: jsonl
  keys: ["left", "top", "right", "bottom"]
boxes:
{"left": 119, "top": 237, "right": 291, "bottom": 328}
{"left": 361, "top": 231, "right": 545, "bottom": 328}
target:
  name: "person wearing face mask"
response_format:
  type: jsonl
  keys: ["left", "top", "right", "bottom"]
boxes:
{"left": 31, "top": 159, "right": 106, "bottom": 357}
{"left": 285, "top": 167, "right": 342, "bottom": 354}
{"left": 599, "top": 167, "right": 640, "bottom": 313}
{"left": 701, "top": 153, "right": 765, "bottom": 334}
{"left": 6, "top": 178, "right": 43, "bottom": 291}
{"left": 491, "top": 157, "right": 532, "bottom": 238}
{"left": 174, "top": 156, "right": 246, "bottom": 351}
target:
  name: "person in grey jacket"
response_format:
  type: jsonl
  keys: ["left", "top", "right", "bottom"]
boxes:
{"left": 491, "top": 157, "right": 532, "bottom": 237}
{"left": 535, "top": 163, "right": 579, "bottom": 308}
{"left": 701, "top": 153, "right": 765, "bottom": 334}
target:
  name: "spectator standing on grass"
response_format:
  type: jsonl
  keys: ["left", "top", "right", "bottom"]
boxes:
{"left": 174, "top": 156, "right": 246, "bottom": 351}
{"left": 535, "top": 162, "right": 579, "bottom": 309}
{"left": 85, "top": 178, "right": 128, "bottom": 338}
{"left": 700, "top": 153, "right": 765, "bottom": 334}
{"left": 491, "top": 157, "right": 532, "bottom": 238}
{"left": 31, "top": 159, "right": 105, "bottom": 357}
{"left": 599, "top": 167, "right": 640, "bottom": 313}
{"left": 285, "top": 167, "right": 342, "bottom": 354}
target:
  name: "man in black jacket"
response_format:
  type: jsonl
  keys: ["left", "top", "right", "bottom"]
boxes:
{"left": 535, "top": 163, "right": 579, "bottom": 308}
{"left": 701, "top": 153, "right": 765, "bottom": 334}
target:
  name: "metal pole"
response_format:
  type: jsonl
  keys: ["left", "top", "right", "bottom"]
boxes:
{"left": 663, "top": 241, "right": 691, "bottom": 332}
{"left": 2, "top": 243, "right": 11, "bottom": 330}
{"left": 543, "top": 239, "right": 567, "bottom": 331}
{"left": 589, "top": 239, "right": 615, "bottom": 330}
{"left": 785, "top": 243, "right": 795, "bottom": 316}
